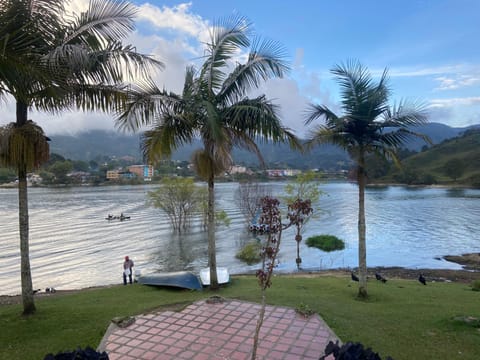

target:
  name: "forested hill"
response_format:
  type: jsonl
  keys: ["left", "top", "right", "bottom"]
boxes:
{"left": 396, "top": 129, "right": 480, "bottom": 186}
{"left": 48, "top": 123, "right": 477, "bottom": 170}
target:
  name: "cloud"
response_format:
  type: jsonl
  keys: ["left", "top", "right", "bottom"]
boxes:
{"left": 137, "top": 2, "right": 210, "bottom": 44}
{"left": 434, "top": 75, "right": 480, "bottom": 91}
{"left": 386, "top": 64, "right": 465, "bottom": 78}
{"left": 429, "top": 97, "right": 480, "bottom": 108}
{"left": 427, "top": 97, "right": 480, "bottom": 128}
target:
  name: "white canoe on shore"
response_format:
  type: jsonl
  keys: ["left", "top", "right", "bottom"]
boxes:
{"left": 199, "top": 267, "right": 230, "bottom": 286}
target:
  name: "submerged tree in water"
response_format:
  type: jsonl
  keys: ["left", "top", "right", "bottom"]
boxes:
{"left": 147, "top": 178, "right": 205, "bottom": 233}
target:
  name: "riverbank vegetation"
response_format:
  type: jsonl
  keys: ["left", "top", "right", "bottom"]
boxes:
{"left": 1, "top": 275, "right": 479, "bottom": 360}
{"left": 236, "top": 241, "right": 262, "bottom": 264}
{"left": 306, "top": 235, "right": 345, "bottom": 252}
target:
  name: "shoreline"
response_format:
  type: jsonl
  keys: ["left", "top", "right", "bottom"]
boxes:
{"left": 2, "top": 266, "right": 479, "bottom": 306}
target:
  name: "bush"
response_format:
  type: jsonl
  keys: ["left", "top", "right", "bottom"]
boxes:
{"left": 236, "top": 241, "right": 262, "bottom": 265}
{"left": 306, "top": 235, "right": 345, "bottom": 252}
{"left": 471, "top": 279, "right": 480, "bottom": 291}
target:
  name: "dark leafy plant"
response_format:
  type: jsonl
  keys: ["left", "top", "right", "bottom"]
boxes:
{"left": 320, "top": 340, "right": 393, "bottom": 360}
{"left": 44, "top": 346, "right": 108, "bottom": 360}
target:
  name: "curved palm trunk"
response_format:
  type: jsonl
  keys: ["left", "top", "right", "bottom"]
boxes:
{"left": 17, "top": 101, "right": 36, "bottom": 315}
{"left": 357, "top": 152, "right": 368, "bottom": 298}
{"left": 207, "top": 175, "right": 219, "bottom": 289}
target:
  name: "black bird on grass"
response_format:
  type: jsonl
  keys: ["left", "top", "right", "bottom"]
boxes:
{"left": 375, "top": 272, "right": 387, "bottom": 283}
{"left": 418, "top": 274, "right": 427, "bottom": 285}
{"left": 351, "top": 272, "right": 359, "bottom": 282}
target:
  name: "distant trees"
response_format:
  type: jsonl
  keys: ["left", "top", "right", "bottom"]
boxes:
{"left": 444, "top": 158, "right": 466, "bottom": 182}
{"left": 0, "top": 167, "right": 15, "bottom": 183}
{"left": 48, "top": 161, "right": 73, "bottom": 184}
{"left": 235, "top": 181, "right": 272, "bottom": 227}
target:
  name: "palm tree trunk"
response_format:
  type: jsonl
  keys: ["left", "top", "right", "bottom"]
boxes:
{"left": 17, "top": 101, "right": 36, "bottom": 315}
{"left": 208, "top": 175, "right": 219, "bottom": 289}
{"left": 357, "top": 153, "right": 368, "bottom": 299}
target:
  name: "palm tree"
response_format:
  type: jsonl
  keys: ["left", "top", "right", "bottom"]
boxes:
{"left": 117, "top": 16, "right": 300, "bottom": 289}
{"left": 0, "top": 0, "right": 161, "bottom": 315}
{"left": 305, "top": 60, "right": 429, "bottom": 298}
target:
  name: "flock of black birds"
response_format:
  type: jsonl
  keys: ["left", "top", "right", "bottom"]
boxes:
{"left": 350, "top": 272, "right": 428, "bottom": 285}
{"left": 33, "top": 287, "right": 56, "bottom": 295}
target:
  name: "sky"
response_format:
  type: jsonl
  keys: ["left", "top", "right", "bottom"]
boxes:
{"left": 2, "top": 0, "right": 479, "bottom": 137}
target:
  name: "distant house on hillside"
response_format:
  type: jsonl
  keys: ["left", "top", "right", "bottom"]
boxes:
{"left": 266, "top": 169, "right": 301, "bottom": 177}
{"left": 128, "top": 165, "right": 154, "bottom": 181}
{"left": 106, "top": 170, "right": 120, "bottom": 180}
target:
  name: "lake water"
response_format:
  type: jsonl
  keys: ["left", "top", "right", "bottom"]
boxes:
{"left": 1, "top": 182, "right": 479, "bottom": 296}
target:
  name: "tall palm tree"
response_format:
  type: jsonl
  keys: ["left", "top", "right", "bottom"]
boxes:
{"left": 0, "top": 0, "right": 161, "bottom": 315}
{"left": 305, "top": 60, "right": 429, "bottom": 298}
{"left": 117, "top": 16, "right": 299, "bottom": 289}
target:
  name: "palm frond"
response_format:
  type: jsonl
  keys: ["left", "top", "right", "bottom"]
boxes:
{"left": 304, "top": 124, "right": 351, "bottom": 151}
{"left": 200, "top": 14, "right": 251, "bottom": 92}
{"left": 64, "top": 0, "right": 136, "bottom": 46}
{"left": 141, "top": 115, "right": 196, "bottom": 163}
{"left": 116, "top": 80, "right": 183, "bottom": 132}
{"left": 0, "top": 120, "right": 49, "bottom": 170}
{"left": 191, "top": 148, "right": 227, "bottom": 180}
{"left": 219, "top": 37, "right": 289, "bottom": 104}
{"left": 225, "top": 96, "right": 301, "bottom": 150}
{"left": 382, "top": 98, "right": 429, "bottom": 127}
{"left": 304, "top": 103, "right": 340, "bottom": 126}
{"left": 331, "top": 59, "right": 374, "bottom": 113}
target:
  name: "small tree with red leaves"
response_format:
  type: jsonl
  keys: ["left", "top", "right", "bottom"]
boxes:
{"left": 251, "top": 196, "right": 313, "bottom": 359}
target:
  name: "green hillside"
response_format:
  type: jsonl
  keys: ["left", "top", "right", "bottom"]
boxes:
{"left": 387, "top": 129, "right": 480, "bottom": 187}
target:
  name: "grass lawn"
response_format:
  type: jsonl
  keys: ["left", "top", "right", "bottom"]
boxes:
{"left": 1, "top": 275, "right": 479, "bottom": 360}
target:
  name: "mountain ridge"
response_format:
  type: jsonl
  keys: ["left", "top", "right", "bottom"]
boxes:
{"left": 48, "top": 122, "right": 478, "bottom": 170}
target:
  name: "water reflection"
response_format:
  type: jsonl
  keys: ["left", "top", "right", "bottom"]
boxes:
{"left": 446, "top": 188, "right": 466, "bottom": 198}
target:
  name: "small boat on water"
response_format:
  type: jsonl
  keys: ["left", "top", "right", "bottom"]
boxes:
{"left": 138, "top": 271, "right": 202, "bottom": 290}
{"left": 105, "top": 214, "right": 130, "bottom": 221}
{"left": 199, "top": 267, "right": 230, "bottom": 286}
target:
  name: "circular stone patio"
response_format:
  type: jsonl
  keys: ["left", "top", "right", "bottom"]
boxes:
{"left": 98, "top": 299, "right": 338, "bottom": 360}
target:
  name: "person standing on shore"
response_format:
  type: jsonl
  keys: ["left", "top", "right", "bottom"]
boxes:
{"left": 123, "top": 256, "right": 134, "bottom": 285}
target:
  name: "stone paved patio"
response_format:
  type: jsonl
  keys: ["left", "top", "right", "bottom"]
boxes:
{"left": 99, "top": 299, "right": 338, "bottom": 359}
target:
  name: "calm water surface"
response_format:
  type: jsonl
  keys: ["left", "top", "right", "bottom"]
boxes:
{"left": 1, "top": 182, "right": 479, "bottom": 296}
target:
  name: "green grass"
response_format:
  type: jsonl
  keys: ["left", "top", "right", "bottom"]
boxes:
{"left": 1, "top": 276, "right": 479, "bottom": 360}
{"left": 306, "top": 235, "right": 345, "bottom": 252}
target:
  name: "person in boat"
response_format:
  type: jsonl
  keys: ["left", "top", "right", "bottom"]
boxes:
{"left": 123, "top": 256, "right": 134, "bottom": 285}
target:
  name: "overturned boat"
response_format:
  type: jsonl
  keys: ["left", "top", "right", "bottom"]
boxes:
{"left": 199, "top": 267, "right": 230, "bottom": 286}
{"left": 138, "top": 271, "right": 202, "bottom": 290}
